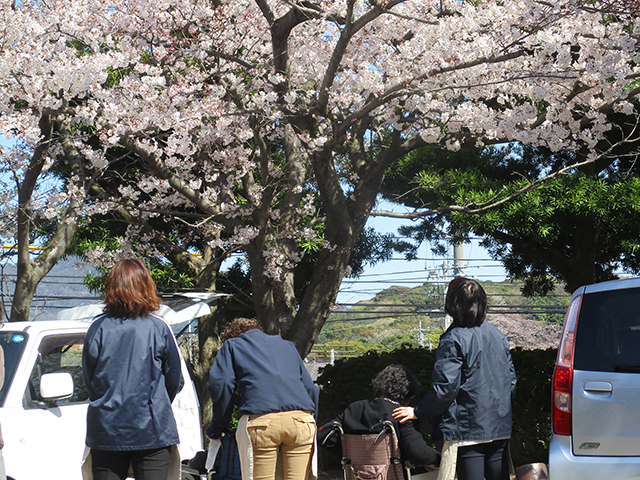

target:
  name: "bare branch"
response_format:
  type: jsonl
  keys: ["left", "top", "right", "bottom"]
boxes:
{"left": 206, "top": 48, "right": 254, "bottom": 70}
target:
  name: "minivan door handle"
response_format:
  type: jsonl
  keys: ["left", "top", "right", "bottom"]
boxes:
{"left": 584, "top": 381, "right": 613, "bottom": 392}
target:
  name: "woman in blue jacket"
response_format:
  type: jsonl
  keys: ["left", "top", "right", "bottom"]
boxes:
{"left": 393, "top": 277, "right": 516, "bottom": 480}
{"left": 207, "top": 318, "right": 319, "bottom": 480}
{"left": 82, "top": 258, "right": 183, "bottom": 480}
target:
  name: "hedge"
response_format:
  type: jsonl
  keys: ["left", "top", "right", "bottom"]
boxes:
{"left": 315, "top": 345, "right": 557, "bottom": 466}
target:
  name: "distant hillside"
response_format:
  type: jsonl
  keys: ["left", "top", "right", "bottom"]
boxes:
{"left": 3, "top": 258, "right": 567, "bottom": 352}
{"left": 1, "top": 256, "right": 99, "bottom": 320}
{"left": 315, "top": 280, "right": 567, "bottom": 355}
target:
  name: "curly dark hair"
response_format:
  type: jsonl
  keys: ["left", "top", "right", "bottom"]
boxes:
{"left": 220, "top": 318, "right": 262, "bottom": 343}
{"left": 371, "top": 364, "right": 421, "bottom": 402}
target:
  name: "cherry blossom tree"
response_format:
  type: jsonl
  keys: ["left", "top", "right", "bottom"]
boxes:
{"left": 1, "top": 0, "right": 639, "bottom": 356}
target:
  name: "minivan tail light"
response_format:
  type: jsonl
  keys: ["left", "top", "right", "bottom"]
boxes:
{"left": 552, "top": 294, "right": 582, "bottom": 436}
{"left": 552, "top": 365, "right": 573, "bottom": 435}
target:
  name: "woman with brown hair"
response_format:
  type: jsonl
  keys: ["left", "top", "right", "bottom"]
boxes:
{"left": 82, "top": 258, "right": 183, "bottom": 480}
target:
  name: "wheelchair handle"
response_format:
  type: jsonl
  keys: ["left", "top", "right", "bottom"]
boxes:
{"left": 370, "top": 420, "right": 394, "bottom": 444}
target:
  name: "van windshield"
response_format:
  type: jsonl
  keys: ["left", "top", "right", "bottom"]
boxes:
{"left": 0, "top": 331, "right": 29, "bottom": 407}
{"left": 574, "top": 288, "right": 640, "bottom": 372}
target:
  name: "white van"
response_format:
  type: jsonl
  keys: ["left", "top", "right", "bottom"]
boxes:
{"left": 0, "top": 297, "right": 213, "bottom": 480}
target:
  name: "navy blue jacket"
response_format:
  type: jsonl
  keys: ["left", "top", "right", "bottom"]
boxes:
{"left": 83, "top": 313, "right": 183, "bottom": 451}
{"left": 415, "top": 321, "right": 516, "bottom": 442}
{"left": 207, "top": 329, "right": 319, "bottom": 439}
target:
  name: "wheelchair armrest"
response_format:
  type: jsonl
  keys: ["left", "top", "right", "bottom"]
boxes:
{"left": 319, "top": 420, "right": 343, "bottom": 447}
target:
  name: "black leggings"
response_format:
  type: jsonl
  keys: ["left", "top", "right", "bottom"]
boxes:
{"left": 456, "top": 439, "right": 510, "bottom": 480}
{"left": 91, "top": 446, "right": 172, "bottom": 480}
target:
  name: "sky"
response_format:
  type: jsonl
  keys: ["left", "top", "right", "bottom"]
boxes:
{"left": 335, "top": 202, "right": 507, "bottom": 305}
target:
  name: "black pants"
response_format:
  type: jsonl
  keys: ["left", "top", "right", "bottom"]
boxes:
{"left": 91, "top": 446, "right": 172, "bottom": 480}
{"left": 456, "top": 439, "right": 510, "bottom": 480}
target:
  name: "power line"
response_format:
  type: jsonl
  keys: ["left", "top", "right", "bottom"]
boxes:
{"left": 0, "top": 273, "right": 92, "bottom": 280}
{"left": 326, "top": 305, "right": 567, "bottom": 322}
{"left": 368, "top": 256, "right": 504, "bottom": 263}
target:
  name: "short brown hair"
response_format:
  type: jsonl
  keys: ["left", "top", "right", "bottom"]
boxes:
{"left": 103, "top": 259, "right": 161, "bottom": 319}
{"left": 220, "top": 318, "right": 262, "bottom": 343}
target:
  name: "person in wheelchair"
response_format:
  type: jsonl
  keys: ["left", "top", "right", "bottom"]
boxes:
{"left": 319, "top": 364, "right": 439, "bottom": 469}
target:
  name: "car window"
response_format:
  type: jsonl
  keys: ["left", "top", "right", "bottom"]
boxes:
{"left": 574, "top": 287, "right": 640, "bottom": 372}
{"left": 23, "top": 334, "right": 89, "bottom": 409}
{"left": 0, "top": 332, "right": 29, "bottom": 407}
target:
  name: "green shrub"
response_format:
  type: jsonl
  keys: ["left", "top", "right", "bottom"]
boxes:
{"left": 316, "top": 345, "right": 556, "bottom": 466}
{"left": 510, "top": 347, "right": 557, "bottom": 465}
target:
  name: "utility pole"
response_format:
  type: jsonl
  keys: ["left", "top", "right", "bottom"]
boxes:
{"left": 444, "top": 241, "right": 467, "bottom": 330}
{"left": 413, "top": 320, "right": 426, "bottom": 348}
{"left": 453, "top": 243, "right": 466, "bottom": 277}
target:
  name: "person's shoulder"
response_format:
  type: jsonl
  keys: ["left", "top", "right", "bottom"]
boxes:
{"left": 483, "top": 321, "right": 508, "bottom": 338}
{"left": 439, "top": 326, "right": 477, "bottom": 356}
{"left": 254, "top": 330, "right": 296, "bottom": 348}
{"left": 370, "top": 398, "right": 397, "bottom": 416}
{"left": 147, "top": 313, "right": 180, "bottom": 341}
{"left": 229, "top": 328, "right": 263, "bottom": 345}
{"left": 86, "top": 313, "right": 109, "bottom": 335}
{"left": 148, "top": 312, "right": 170, "bottom": 327}
{"left": 441, "top": 325, "right": 465, "bottom": 344}
{"left": 223, "top": 328, "right": 263, "bottom": 350}
{"left": 345, "top": 399, "right": 371, "bottom": 411}
{"left": 89, "top": 313, "right": 108, "bottom": 324}
{"left": 342, "top": 399, "right": 379, "bottom": 421}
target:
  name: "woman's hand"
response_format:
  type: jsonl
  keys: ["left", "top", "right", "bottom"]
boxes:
{"left": 392, "top": 406, "right": 417, "bottom": 423}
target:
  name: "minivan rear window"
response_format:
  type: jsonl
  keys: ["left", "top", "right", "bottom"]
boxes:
{"left": 574, "top": 287, "right": 640, "bottom": 372}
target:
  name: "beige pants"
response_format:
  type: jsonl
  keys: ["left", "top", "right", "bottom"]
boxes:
{"left": 437, "top": 441, "right": 459, "bottom": 480}
{"left": 246, "top": 411, "right": 316, "bottom": 480}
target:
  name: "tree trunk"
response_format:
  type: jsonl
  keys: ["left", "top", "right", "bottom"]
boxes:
{"left": 10, "top": 116, "right": 91, "bottom": 321}
{"left": 285, "top": 143, "right": 396, "bottom": 355}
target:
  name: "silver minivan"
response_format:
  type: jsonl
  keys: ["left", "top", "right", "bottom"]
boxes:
{"left": 549, "top": 277, "right": 640, "bottom": 479}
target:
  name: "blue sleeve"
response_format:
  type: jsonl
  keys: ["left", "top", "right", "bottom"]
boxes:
{"left": 162, "top": 323, "right": 183, "bottom": 402}
{"left": 505, "top": 336, "right": 517, "bottom": 404}
{"left": 207, "top": 341, "right": 237, "bottom": 439}
{"left": 415, "top": 335, "right": 463, "bottom": 418}
{"left": 82, "top": 321, "right": 101, "bottom": 393}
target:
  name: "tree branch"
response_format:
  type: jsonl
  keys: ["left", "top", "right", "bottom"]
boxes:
{"left": 371, "top": 122, "right": 640, "bottom": 219}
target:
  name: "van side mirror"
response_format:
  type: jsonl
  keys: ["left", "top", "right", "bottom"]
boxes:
{"left": 40, "top": 372, "right": 74, "bottom": 401}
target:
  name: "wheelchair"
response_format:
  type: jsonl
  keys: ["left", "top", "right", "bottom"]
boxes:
{"left": 320, "top": 420, "right": 438, "bottom": 480}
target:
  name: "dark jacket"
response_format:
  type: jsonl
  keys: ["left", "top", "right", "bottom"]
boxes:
{"left": 207, "top": 329, "right": 319, "bottom": 439}
{"left": 415, "top": 321, "right": 516, "bottom": 442}
{"left": 83, "top": 313, "right": 183, "bottom": 451}
{"left": 320, "top": 398, "right": 439, "bottom": 466}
